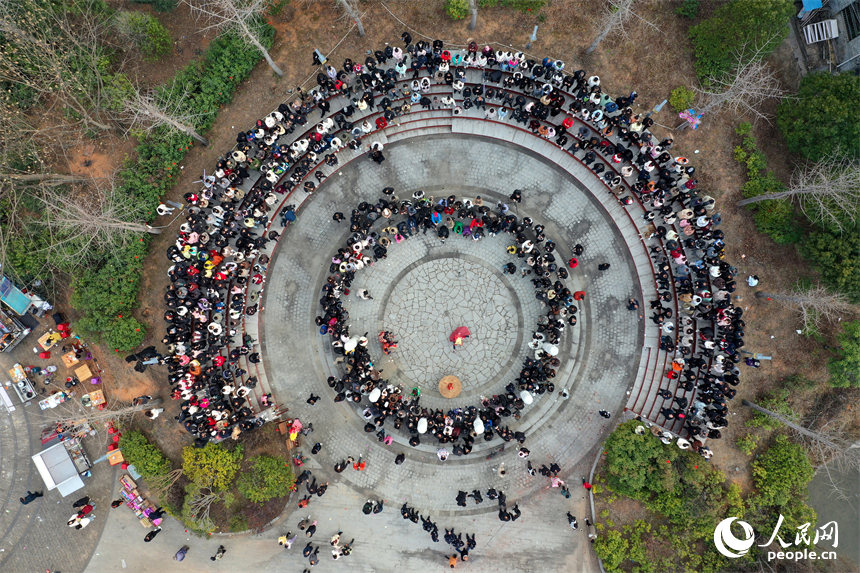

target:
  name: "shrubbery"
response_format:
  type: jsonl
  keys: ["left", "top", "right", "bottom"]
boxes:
{"left": 777, "top": 72, "right": 860, "bottom": 162}
{"left": 798, "top": 228, "right": 860, "bottom": 303}
{"left": 828, "top": 320, "right": 860, "bottom": 388}
{"left": 444, "top": 0, "right": 469, "bottom": 19}
{"left": 733, "top": 123, "right": 801, "bottom": 245}
{"left": 675, "top": 0, "right": 699, "bottom": 19}
{"left": 238, "top": 454, "right": 295, "bottom": 503}
{"left": 72, "top": 22, "right": 273, "bottom": 350}
{"left": 119, "top": 430, "right": 171, "bottom": 479}
{"left": 595, "top": 422, "right": 818, "bottom": 571}
{"left": 114, "top": 11, "right": 173, "bottom": 60}
{"left": 668, "top": 86, "right": 695, "bottom": 112}
{"left": 182, "top": 442, "right": 244, "bottom": 490}
{"left": 689, "top": 0, "right": 794, "bottom": 83}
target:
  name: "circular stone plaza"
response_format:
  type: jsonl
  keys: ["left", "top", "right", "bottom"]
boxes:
{"left": 7, "top": 39, "right": 740, "bottom": 573}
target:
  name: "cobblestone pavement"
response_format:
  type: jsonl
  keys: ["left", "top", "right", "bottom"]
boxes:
{"left": 381, "top": 257, "right": 521, "bottom": 393}
{"left": 0, "top": 344, "right": 115, "bottom": 573}
{"left": 259, "top": 135, "right": 641, "bottom": 526}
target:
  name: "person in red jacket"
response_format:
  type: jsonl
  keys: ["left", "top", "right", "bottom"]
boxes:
{"left": 573, "top": 291, "right": 586, "bottom": 301}
{"left": 375, "top": 116, "right": 388, "bottom": 130}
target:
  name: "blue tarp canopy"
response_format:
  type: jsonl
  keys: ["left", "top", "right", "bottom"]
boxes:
{"left": 0, "top": 277, "right": 31, "bottom": 315}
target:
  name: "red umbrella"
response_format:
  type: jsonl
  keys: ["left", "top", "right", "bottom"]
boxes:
{"left": 449, "top": 326, "right": 471, "bottom": 345}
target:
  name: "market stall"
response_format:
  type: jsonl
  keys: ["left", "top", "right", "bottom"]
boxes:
{"left": 39, "top": 391, "right": 69, "bottom": 410}
{"left": 6, "top": 363, "right": 36, "bottom": 403}
{"left": 31, "top": 437, "right": 91, "bottom": 496}
{"left": 118, "top": 475, "right": 161, "bottom": 527}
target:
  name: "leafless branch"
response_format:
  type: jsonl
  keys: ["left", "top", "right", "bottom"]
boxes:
{"left": 687, "top": 40, "right": 784, "bottom": 125}
{"left": 335, "top": 0, "right": 365, "bottom": 36}
{"left": 755, "top": 286, "right": 854, "bottom": 333}
{"left": 181, "top": 0, "right": 284, "bottom": 76}
{"left": 586, "top": 0, "right": 660, "bottom": 54}
{"left": 122, "top": 82, "right": 212, "bottom": 145}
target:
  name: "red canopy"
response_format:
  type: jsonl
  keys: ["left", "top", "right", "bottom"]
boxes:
{"left": 449, "top": 326, "right": 471, "bottom": 344}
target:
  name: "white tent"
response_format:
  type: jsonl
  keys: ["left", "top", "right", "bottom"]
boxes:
{"left": 32, "top": 441, "right": 85, "bottom": 497}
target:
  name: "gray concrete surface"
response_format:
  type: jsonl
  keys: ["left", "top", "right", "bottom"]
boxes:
{"left": 0, "top": 336, "right": 115, "bottom": 573}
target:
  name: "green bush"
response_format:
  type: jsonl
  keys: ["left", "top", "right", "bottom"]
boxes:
{"left": 237, "top": 454, "right": 295, "bottom": 503}
{"left": 777, "top": 72, "right": 860, "bottom": 162}
{"left": 71, "top": 22, "right": 273, "bottom": 351}
{"left": 114, "top": 11, "right": 172, "bottom": 59}
{"left": 752, "top": 435, "right": 814, "bottom": 508}
{"left": 736, "top": 434, "right": 758, "bottom": 455}
{"left": 119, "top": 430, "right": 171, "bottom": 479}
{"left": 689, "top": 0, "right": 795, "bottom": 83}
{"left": 594, "top": 529, "right": 629, "bottom": 572}
{"left": 746, "top": 389, "right": 797, "bottom": 430}
{"left": 734, "top": 124, "right": 801, "bottom": 244}
{"left": 229, "top": 514, "right": 249, "bottom": 532}
{"left": 799, "top": 228, "right": 860, "bottom": 303}
{"left": 675, "top": 0, "right": 699, "bottom": 18}
{"left": 131, "top": 0, "right": 177, "bottom": 11}
{"left": 445, "top": 0, "right": 469, "bottom": 19}
{"left": 669, "top": 86, "right": 695, "bottom": 112}
{"left": 182, "top": 442, "right": 244, "bottom": 490}
{"left": 828, "top": 320, "right": 860, "bottom": 388}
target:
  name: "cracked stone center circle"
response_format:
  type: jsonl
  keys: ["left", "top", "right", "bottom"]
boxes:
{"left": 382, "top": 257, "right": 520, "bottom": 391}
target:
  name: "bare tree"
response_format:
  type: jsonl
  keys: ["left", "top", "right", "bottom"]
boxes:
{"left": 148, "top": 468, "right": 185, "bottom": 500}
{"left": 122, "top": 83, "right": 212, "bottom": 145}
{"left": 737, "top": 156, "right": 860, "bottom": 232}
{"left": 34, "top": 178, "right": 160, "bottom": 267}
{"left": 0, "top": 0, "right": 122, "bottom": 132}
{"left": 677, "top": 43, "right": 784, "bottom": 129}
{"left": 585, "top": 0, "right": 659, "bottom": 55}
{"left": 183, "top": 0, "right": 284, "bottom": 76}
{"left": 35, "top": 397, "right": 163, "bottom": 448}
{"left": 335, "top": 0, "right": 366, "bottom": 37}
{"left": 743, "top": 399, "right": 860, "bottom": 472}
{"left": 468, "top": 0, "right": 478, "bottom": 31}
{"left": 755, "top": 285, "right": 854, "bottom": 334}
{"left": 187, "top": 487, "right": 225, "bottom": 532}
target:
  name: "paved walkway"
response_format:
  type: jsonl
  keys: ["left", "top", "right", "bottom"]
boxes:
{"left": 85, "top": 453, "right": 598, "bottom": 573}
{"left": 0, "top": 345, "right": 115, "bottom": 573}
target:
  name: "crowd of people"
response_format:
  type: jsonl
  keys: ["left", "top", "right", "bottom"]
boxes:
{"left": 316, "top": 188, "right": 577, "bottom": 452}
{"left": 161, "top": 27, "right": 743, "bottom": 456}
{"left": 155, "top": 35, "right": 742, "bottom": 571}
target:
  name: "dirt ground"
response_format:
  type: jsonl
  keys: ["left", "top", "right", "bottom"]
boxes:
{"left": 46, "top": 0, "right": 858, "bottom": 520}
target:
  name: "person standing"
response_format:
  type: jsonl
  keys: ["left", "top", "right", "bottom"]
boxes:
{"left": 144, "top": 527, "right": 162, "bottom": 542}
{"left": 598, "top": 410, "right": 611, "bottom": 418}
{"left": 567, "top": 512, "right": 578, "bottom": 529}
{"left": 448, "top": 554, "right": 458, "bottom": 568}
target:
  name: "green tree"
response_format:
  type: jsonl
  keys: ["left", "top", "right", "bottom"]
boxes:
{"left": 777, "top": 72, "right": 860, "bottom": 162}
{"left": 182, "top": 442, "right": 243, "bottom": 490}
{"left": 602, "top": 421, "right": 680, "bottom": 498}
{"left": 237, "top": 454, "right": 295, "bottom": 503}
{"left": 799, "top": 227, "right": 860, "bottom": 302}
{"left": 828, "top": 320, "right": 860, "bottom": 388}
{"left": 594, "top": 529, "right": 629, "bottom": 572}
{"left": 119, "top": 430, "right": 171, "bottom": 479}
{"left": 752, "top": 435, "right": 814, "bottom": 507}
{"left": 688, "top": 0, "right": 794, "bottom": 82}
